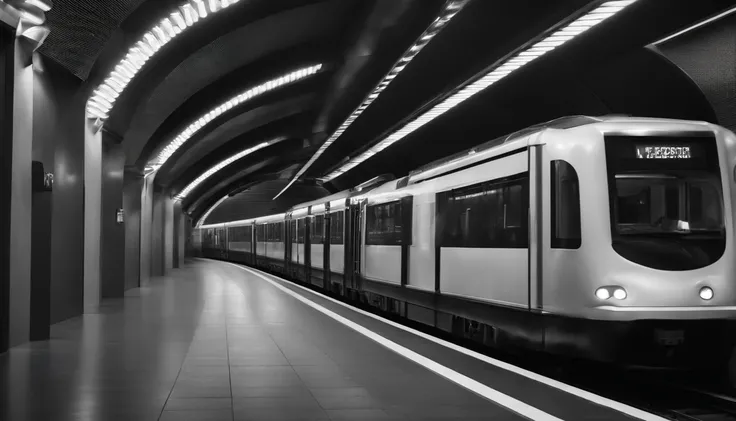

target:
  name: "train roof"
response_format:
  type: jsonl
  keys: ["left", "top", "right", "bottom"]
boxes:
{"left": 405, "top": 115, "right": 714, "bottom": 185}
{"left": 286, "top": 174, "right": 395, "bottom": 214}
{"left": 197, "top": 115, "right": 718, "bottom": 229}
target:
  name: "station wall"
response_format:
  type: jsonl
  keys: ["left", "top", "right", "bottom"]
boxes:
{"left": 32, "top": 56, "right": 86, "bottom": 325}
{"left": 655, "top": 13, "right": 736, "bottom": 132}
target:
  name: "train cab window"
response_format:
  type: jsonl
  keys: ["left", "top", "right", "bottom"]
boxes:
{"left": 310, "top": 215, "right": 325, "bottom": 244}
{"left": 436, "top": 175, "right": 528, "bottom": 249}
{"left": 551, "top": 160, "right": 581, "bottom": 249}
{"left": 330, "top": 211, "right": 345, "bottom": 245}
{"left": 605, "top": 135, "right": 725, "bottom": 270}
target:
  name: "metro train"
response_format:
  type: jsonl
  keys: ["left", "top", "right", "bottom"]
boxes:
{"left": 194, "top": 115, "right": 736, "bottom": 373}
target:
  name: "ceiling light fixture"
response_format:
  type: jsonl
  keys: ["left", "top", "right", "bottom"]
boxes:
{"left": 319, "top": 0, "right": 638, "bottom": 183}
{"left": 86, "top": 0, "right": 244, "bottom": 120}
{"left": 175, "top": 137, "right": 286, "bottom": 201}
{"left": 149, "top": 64, "right": 322, "bottom": 170}
{"left": 272, "top": 0, "right": 471, "bottom": 200}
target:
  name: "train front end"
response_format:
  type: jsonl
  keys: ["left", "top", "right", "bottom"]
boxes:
{"left": 544, "top": 118, "right": 736, "bottom": 371}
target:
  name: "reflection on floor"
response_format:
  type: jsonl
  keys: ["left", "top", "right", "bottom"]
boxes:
{"left": 0, "top": 260, "right": 518, "bottom": 421}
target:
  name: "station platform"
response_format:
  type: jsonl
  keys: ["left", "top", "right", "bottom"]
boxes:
{"left": 0, "top": 259, "right": 661, "bottom": 421}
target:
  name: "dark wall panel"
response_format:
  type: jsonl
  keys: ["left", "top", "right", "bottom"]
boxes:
{"left": 100, "top": 138, "right": 126, "bottom": 298}
{"left": 656, "top": 13, "right": 736, "bottom": 131}
{"left": 32, "top": 56, "right": 85, "bottom": 324}
{"left": 123, "top": 173, "right": 142, "bottom": 291}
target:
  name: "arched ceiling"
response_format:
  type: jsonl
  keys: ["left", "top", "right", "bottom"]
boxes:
{"left": 38, "top": 0, "right": 736, "bottom": 220}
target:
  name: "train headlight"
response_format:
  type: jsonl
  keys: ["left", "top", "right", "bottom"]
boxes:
{"left": 595, "top": 286, "right": 627, "bottom": 300}
{"left": 595, "top": 288, "right": 611, "bottom": 300}
{"left": 700, "top": 286, "right": 714, "bottom": 300}
{"left": 613, "top": 288, "right": 627, "bottom": 300}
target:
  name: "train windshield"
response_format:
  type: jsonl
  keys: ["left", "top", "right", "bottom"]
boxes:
{"left": 605, "top": 134, "right": 725, "bottom": 271}
{"left": 614, "top": 174, "right": 723, "bottom": 234}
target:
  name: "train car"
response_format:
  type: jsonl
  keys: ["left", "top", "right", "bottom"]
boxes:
{"left": 200, "top": 223, "right": 228, "bottom": 260}
{"left": 225, "top": 218, "right": 255, "bottom": 266}
{"left": 196, "top": 115, "right": 736, "bottom": 373}
{"left": 280, "top": 181, "right": 387, "bottom": 292}
{"left": 255, "top": 213, "right": 286, "bottom": 271}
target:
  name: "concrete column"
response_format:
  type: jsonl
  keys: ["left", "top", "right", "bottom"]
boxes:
{"left": 175, "top": 203, "right": 186, "bottom": 268}
{"left": 83, "top": 119, "right": 101, "bottom": 313}
{"left": 139, "top": 175, "right": 154, "bottom": 285}
{"left": 8, "top": 36, "right": 33, "bottom": 346}
{"left": 151, "top": 189, "right": 165, "bottom": 277}
{"left": 164, "top": 196, "right": 174, "bottom": 272}
{"left": 123, "top": 172, "right": 143, "bottom": 291}
{"left": 99, "top": 136, "right": 125, "bottom": 299}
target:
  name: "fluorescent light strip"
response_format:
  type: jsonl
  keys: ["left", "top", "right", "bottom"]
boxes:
{"left": 652, "top": 4, "right": 736, "bottom": 45}
{"left": 151, "top": 64, "right": 322, "bottom": 168}
{"left": 321, "top": 0, "right": 638, "bottom": 182}
{"left": 175, "top": 137, "right": 285, "bottom": 201}
{"left": 272, "top": 0, "right": 471, "bottom": 200}
{"left": 86, "top": 0, "right": 244, "bottom": 119}
{"left": 195, "top": 195, "right": 229, "bottom": 228}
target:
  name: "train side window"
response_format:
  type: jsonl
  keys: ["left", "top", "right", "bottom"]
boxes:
{"left": 436, "top": 175, "right": 528, "bottom": 248}
{"left": 330, "top": 211, "right": 344, "bottom": 245}
{"left": 311, "top": 215, "right": 325, "bottom": 244}
{"left": 297, "top": 218, "right": 306, "bottom": 244}
{"left": 551, "top": 160, "right": 581, "bottom": 249}
{"left": 256, "top": 224, "right": 265, "bottom": 242}
{"left": 366, "top": 201, "right": 406, "bottom": 245}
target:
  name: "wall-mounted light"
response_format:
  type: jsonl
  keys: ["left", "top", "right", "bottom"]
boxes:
{"left": 174, "top": 137, "right": 285, "bottom": 201}
{"left": 116, "top": 208, "right": 124, "bottom": 224}
{"left": 86, "top": 0, "right": 244, "bottom": 120}
{"left": 273, "top": 0, "right": 471, "bottom": 200}
{"left": 150, "top": 64, "right": 322, "bottom": 169}
{"left": 320, "top": 0, "right": 638, "bottom": 183}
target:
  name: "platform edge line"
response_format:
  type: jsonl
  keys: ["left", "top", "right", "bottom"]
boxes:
{"left": 217, "top": 259, "right": 667, "bottom": 421}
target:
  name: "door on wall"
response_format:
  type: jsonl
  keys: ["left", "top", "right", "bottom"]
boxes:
{"left": 0, "top": 23, "right": 14, "bottom": 353}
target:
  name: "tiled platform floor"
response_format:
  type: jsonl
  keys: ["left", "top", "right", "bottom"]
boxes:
{"left": 0, "top": 259, "right": 523, "bottom": 421}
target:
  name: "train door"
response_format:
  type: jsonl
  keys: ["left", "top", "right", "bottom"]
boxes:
{"left": 345, "top": 202, "right": 363, "bottom": 293}
{"left": 250, "top": 223, "right": 256, "bottom": 266}
{"left": 324, "top": 204, "right": 331, "bottom": 290}
{"left": 531, "top": 133, "right": 582, "bottom": 313}
{"left": 305, "top": 207, "right": 312, "bottom": 284}
{"left": 285, "top": 216, "right": 292, "bottom": 274}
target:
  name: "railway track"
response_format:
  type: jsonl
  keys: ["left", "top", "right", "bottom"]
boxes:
{"left": 657, "top": 389, "right": 736, "bottom": 421}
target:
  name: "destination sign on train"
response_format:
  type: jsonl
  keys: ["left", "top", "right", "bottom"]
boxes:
{"left": 635, "top": 145, "right": 692, "bottom": 159}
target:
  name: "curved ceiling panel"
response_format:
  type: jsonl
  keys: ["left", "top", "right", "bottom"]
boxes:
{"left": 157, "top": 95, "right": 319, "bottom": 184}
{"left": 165, "top": 112, "right": 316, "bottom": 191}
{"left": 175, "top": 136, "right": 287, "bottom": 200}
{"left": 148, "top": 64, "right": 324, "bottom": 169}
{"left": 202, "top": 180, "right": 329, "bottom": 225}
{"left": 187, "top": 157, "right": 294, "bottom": 216}
{"left": 138, "top": 45, "right": 332, "bottom": 163}
{"left": 98, "top": 0, "right": 329, "bottom": 133}
{"left": 182, "top": 139, "right": 310, "bottom": 209}
{"left": 121, "top": 0, "right": 345, "bottom": 166}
